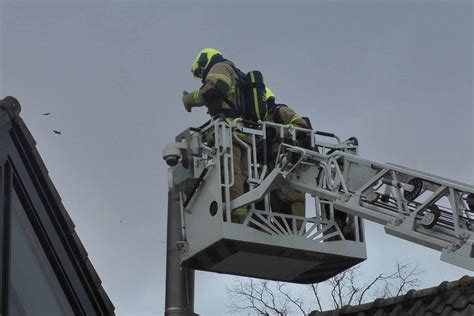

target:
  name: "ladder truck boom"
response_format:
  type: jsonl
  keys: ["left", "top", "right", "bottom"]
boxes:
{"left": 233, "top": 140, "right": 474, "bottom": 271}
{"left": 163, "top": 118, "right": 474, "bottom": 286}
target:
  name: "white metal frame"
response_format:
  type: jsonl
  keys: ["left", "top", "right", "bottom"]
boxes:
{"left": 172, "top": 117, "right": 474, "bottom": 271}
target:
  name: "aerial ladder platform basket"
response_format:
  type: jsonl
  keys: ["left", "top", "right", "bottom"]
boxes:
{"left": 163, "top": 118, "right": 474, "bottom": 284}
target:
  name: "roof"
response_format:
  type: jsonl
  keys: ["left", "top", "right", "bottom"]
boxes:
{"left": 311, "top": 275, "right": 474, "bottom": 316}
{"left": 0, "top": 96, "right": 115, "bottom": 315}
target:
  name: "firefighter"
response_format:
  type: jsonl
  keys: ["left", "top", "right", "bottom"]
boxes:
{"left": 264, "top": 88, "right": 307, "bottom": 227}
{"left": 182, "top": 48, "right": 248, "bottom": 223}
{"left": 265, "top": 88, "right": 308, "bottom": 129}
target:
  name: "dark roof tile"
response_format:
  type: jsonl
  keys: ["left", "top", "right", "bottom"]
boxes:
{"left": 374, "top": 309, "right": 385, "bottom": 316}
{"left": 468, "top": 292, "right": 474, "bottom": 303}
{"left": 313, "top": 275, "right": 474, "bottom": 315}
{"left": 446, "top": 288, "right": 462, "bottom": 305}
{"left": 425, "top": 295, "right": 443, "bottom": 312}
{"left": 458, "top": 275, "right": 472, "bottom": 287}
{"left": 389, "top": 304, "right": 403, "bottom": 316}
{"left": 406, "top": 300, "right": 423, "bottom": 315}
{"left": 453, "top": 297, "right": 469, "bottom": 310}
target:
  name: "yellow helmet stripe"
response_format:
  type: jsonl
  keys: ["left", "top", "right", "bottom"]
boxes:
{"left": 192, "top": 48, "right": 222, "bottom": 77}
{"left": 265, "top": 87, "right": 275, "bottom": 100}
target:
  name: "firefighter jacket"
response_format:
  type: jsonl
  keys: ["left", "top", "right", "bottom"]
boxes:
{"left": 266, "top": 104, "right": 307, "bottom": 128}
{"left": 183, "top": 60, "right": 239, "bottom": 118}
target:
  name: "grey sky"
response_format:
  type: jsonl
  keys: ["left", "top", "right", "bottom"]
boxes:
{"left": 1, "top": 0, "right": 472, "bottom": 315}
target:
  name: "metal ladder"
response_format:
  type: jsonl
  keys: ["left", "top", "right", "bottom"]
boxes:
{"left": 231, "top": 137, "right": 474, "bottom": 270}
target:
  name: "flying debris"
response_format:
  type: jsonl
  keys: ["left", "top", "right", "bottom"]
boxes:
{"left": 43, "top": 112, "right": 51, "bottom": 116}
{"left": 53, "top": 130, "right": 62, "bottom": 135}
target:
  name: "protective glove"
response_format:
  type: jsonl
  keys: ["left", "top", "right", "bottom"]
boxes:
{"left": 182, "top": 90, "right": 193, "bottom": 113}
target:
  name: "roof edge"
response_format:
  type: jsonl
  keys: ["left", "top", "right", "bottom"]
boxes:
{"left": 311, "top": 275, "right": 474, "bottom": 315}
{"left": 0, "top": 96, "right": 22, "bottom": 118}
{"left": 2, "top": 96, "right": 115, "bottom": 314}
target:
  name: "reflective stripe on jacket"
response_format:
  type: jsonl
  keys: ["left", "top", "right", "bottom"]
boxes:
{"left": 266, "top": 105, "right": 307, "bottom": 128}
{"left": 185, "top": 61, "right": 239, "bottom": 117}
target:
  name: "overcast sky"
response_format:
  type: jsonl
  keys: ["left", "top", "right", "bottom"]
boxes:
{"left": 1, "top": 0, "right": 473, "bottom": 315}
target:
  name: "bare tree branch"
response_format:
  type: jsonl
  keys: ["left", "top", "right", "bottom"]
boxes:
{"left": 226, "top": 279, "right": 268, "bottom": 315}
{"left": 277, "top": 283, "right": 306, "bottom": 315}
{"left": 310, "top": 284, "right": 323, "bottom": 312}
{"left": 227, "top": 262, "right": 424, "bottom": 315}
{"left": 357, "top": 273, "right": 384, "bottom": 304}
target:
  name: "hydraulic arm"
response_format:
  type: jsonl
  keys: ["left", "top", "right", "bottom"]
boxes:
{"left": 163, "top": 118, "right": 474, "bottom": 278}
{"left": 230, "top": 123, "right": 474, "bottom": 271}
{"left": 233, "top": 140, "right": 474, "bottom": 271}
